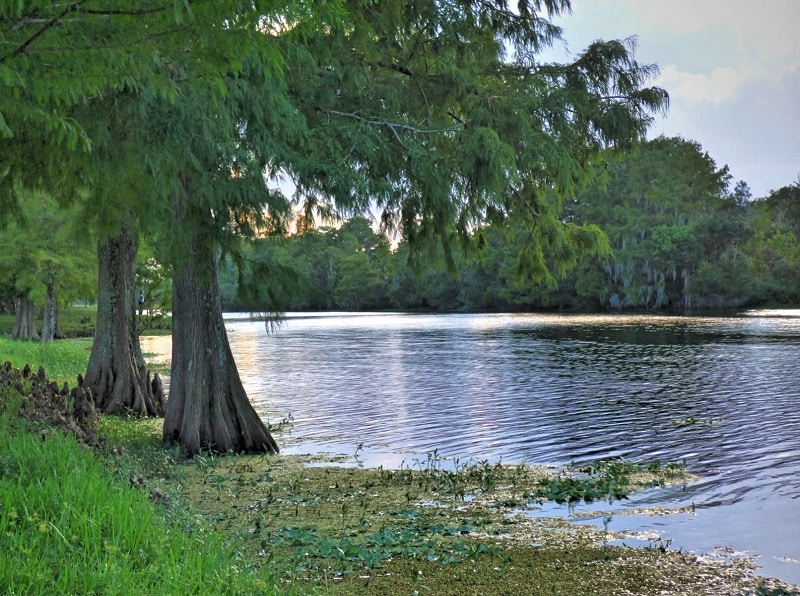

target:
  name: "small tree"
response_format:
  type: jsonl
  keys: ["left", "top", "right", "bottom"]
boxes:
{"left": 0, "top": 190, "right": 96, "bottom": 341}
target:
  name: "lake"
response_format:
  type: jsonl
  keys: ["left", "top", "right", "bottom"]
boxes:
{"left": 145, "top": 310, "right": 800, "bottom": 584}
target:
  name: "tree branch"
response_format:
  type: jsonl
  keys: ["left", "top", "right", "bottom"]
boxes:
{"left": 323, "top": 109, "right": 464, "bottom": 136}
{"left": 1, "top": 2, "right": 174, "bottom": 63}
{"left": 78, "top": 6, "right": 170, "bottom": 16}
{"left": 1, "top": 1, "right": 89, "bottom": 63}
{"left": 22, "top": 27, "right": 189, "bottom": 53}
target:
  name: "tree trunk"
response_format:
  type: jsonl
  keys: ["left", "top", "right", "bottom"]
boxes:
{"left": 83, "top": 218, "right": 165, "bottom": 416}
{"left": 12, "top": 293, "right": 39, "bottom": 340}
{"left": 163, "top": 182, "right": 278, "bottom": 455}
{"left": 53, "top": 300, "right": 65, "bottom": 339}
{"left": 41, "top": 275, "right": 57, "bottom": 342}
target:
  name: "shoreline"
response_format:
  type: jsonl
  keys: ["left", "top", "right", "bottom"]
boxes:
{"left": 101, "top": 417, "right": 800, "bottom": 595}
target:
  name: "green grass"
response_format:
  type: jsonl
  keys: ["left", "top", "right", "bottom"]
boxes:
{"left": 0, "top": 337, "right": 92, "bottom": 385}
{"left": 0, "top": 304, "right": 170, "bottom": 383}
{"left": 0, "top": 304, "right": 96, "bottom": 385}
{"left": 54, "top": 304, "right": 98, "bottom": 337}
{"left": 0, "top": 387, "right": 282, "bottom": 595}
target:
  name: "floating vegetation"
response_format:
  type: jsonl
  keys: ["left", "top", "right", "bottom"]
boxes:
{"left": 157, "top": 450, "right": 696, "bottom": 585}
{"left": 266, "top": 412, "right": 294, "bottom": 433}
{"left": 671, "top": 416, "right": 722, "bottom": 427}
{"left": 531, "top": 459, "right": 690, "bottom": 505}
{"left": 86, "top": 421, "right": 798, "bottom": 595}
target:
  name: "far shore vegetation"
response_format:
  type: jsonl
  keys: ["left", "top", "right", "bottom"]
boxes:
{"left": 1, "top": 313, "right": 798, "bottom": 595}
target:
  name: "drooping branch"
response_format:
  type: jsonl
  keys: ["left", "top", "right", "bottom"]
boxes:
{"left": 322, "top": 108, "right": 465, "bottom": 144}
{"left": 24, "top": 27, "right": 188, "bottom": 53}
{"left": 74, "top": 6, "right": 170, "bottom": 17}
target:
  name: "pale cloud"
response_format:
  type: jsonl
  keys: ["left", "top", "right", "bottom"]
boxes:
{"left": 621, "top": 0, "right": 800, "bottom": 72}
{"left": 623, "top": 0, "right": 750, "bottom": 33}
{"left": 656, "top": 65, "right": 744, "bottom": 105}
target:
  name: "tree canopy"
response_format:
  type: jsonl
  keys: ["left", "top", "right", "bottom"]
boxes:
{"left": 3, "top": 0, "right": 682, "bottom": 454}
{"left": 279, "top": 2, "right": 668, "bottom": 268}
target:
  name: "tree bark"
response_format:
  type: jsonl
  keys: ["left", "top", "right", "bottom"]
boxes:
{"left": 83, "top": 218, "right": 165, "bottom": 416}
{"left": 163, "top": 181, "right": 278, "bottom": 455}
{"left": 41, "top": 274, "right": 57, "bottom": 342}
{"left": 53, "top": 300, "right": 65, "bottom": 340}
{"left": 12, "top": 293, "right": 39, "bottom": 340}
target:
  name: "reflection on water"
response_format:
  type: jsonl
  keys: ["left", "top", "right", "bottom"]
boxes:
{"left": 174, "top": 311, "right": 800, "bottom": 584}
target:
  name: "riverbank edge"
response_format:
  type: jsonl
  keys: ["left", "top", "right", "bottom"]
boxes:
{"left": 95, "top": 413, "right": 797, "bottom": 595}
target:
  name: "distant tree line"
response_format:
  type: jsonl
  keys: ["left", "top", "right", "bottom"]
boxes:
{"left": 221, "top": 137, "right": 800, "bottom": 313}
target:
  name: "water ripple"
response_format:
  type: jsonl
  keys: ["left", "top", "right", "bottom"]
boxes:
{"left": 220, "top": 311, "right": 800, "bottom": 584}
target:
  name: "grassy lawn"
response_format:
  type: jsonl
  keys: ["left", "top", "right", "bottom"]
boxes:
{"left": 0, "top": 303, "right": 97, "bottom": 338}
{"left": 0, "top": 302, "right": 96, "bottom": 386}
{"left": 0, "top": 337, "right": 93, "bottom": 385}
{"left": 0, "top": 305, "right": 171, "bottom": 384}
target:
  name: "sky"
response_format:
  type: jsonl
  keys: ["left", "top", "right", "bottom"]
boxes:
{"left": 541, "top": 0, "right": 800, "bottom": 198}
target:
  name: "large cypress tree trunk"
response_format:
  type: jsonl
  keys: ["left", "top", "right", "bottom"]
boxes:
{"left": 12, "top": 293, "right": 39, "bottom": 340}
{"left": 83, "top": 218, "right": 165, "bottom": 416}
{"left": 163, "top": 182, "right": 278, "bottom": 455}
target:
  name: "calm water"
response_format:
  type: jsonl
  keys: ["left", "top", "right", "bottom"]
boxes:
{"left": 147, "top": 310, "right": 800, "bottom": 584}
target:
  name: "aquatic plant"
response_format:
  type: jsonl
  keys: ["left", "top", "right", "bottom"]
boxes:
{"left": 78, "top": 421, "right": 797, "bottom": 595}
{"left": 671, "top": 416, "right": 721, "bottom": 427}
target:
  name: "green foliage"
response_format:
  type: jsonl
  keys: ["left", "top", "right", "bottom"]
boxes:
{"left": 275, "top": 1, "right": 667, "bottom": 282}
{"left": 4, "top": 1, "right": 676, "bottom": 323}
{"left": 222, "top": 218, "right": 391, "bottom": 312}
{"left": 754, "top": 184, "right": 800, "bottom": 239}
{"left": 219, "top": 169, "right": 800, "bottom": 313}
{"left": 135, "top": 245, "right": 173, "bottom": 333}
{"left": 0, "top": 189, "right": 96, "bottom": 309}
{"left": 534, "top": 459, "right": 684, "bottom": 505}
{"left": 212, "top": 133, "right": 794, "bottom": 313}
{"left": 688, "top": 259, "right": 752, "bottom": 304}
{"left": 558, "top": 137, "right": 774, "bottom": 309}
{"left": 742, "top": 184, "right": 800, "bottom": 305}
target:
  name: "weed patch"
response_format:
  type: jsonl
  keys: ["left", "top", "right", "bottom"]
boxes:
{"left": 162, "top": 446, "right": 704, "bottom": 590}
